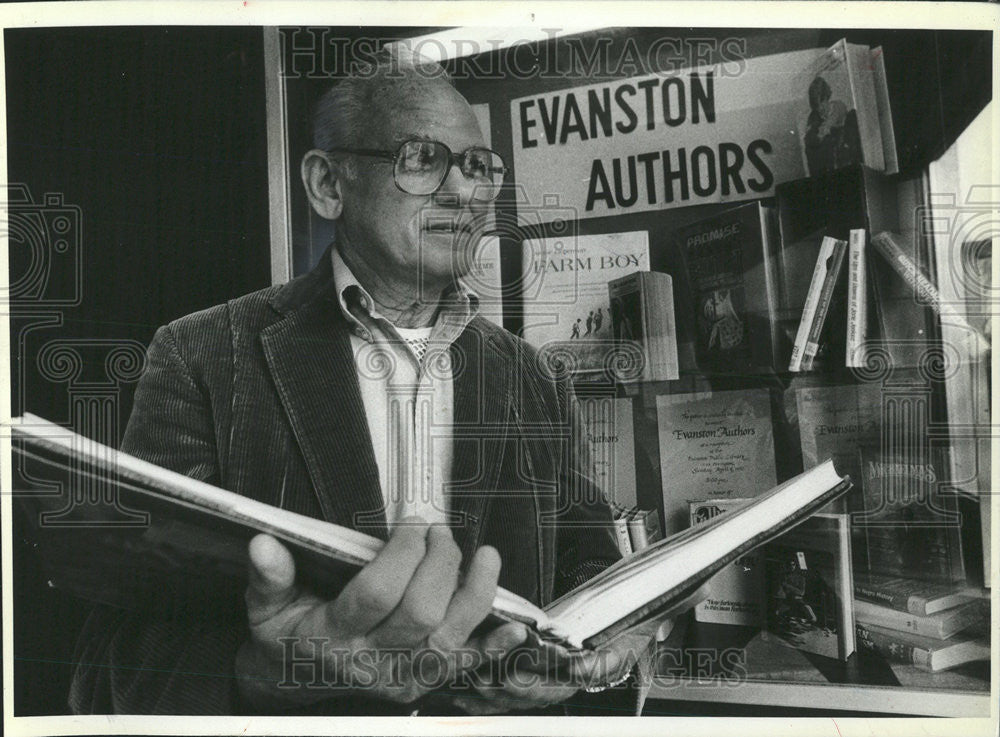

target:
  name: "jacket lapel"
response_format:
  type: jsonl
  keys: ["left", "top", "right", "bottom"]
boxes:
{"left": 260, "top": 252, "right": 388, "bottom": 539}
{"left": 449, "top": 321, "right": 512, "bottom": 560}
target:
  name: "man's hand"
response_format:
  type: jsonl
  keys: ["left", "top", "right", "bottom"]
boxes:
{"left": 235, "top": 517, "right": 524, "bottom": 709}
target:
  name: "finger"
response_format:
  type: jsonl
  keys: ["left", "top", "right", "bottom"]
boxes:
{"left": 427, "top": 545, "right": 503, "bottom": 653}
{"left": 326, "top": 517, "right": 430, "bottom": 637}
{"left": 245, "top": 534, "right": 298, "bottom": 625}
{"left": 370, "top": 525, "right": 463, "bottom": 645}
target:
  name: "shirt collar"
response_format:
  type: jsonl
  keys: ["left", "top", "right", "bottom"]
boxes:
{"left": 330, "top": 245, "right": 479, "bottom": 343}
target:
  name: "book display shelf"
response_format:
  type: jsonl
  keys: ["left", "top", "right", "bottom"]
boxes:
{"left": 273, "top": 26, "right": 994, "bottom": 718}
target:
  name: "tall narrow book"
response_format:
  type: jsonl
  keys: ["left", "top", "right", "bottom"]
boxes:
{"left": 845, "top": 228, "right": 869, "bottom": 367}
{"left": 789, "top": 236, "right": 847, "bottom": 371}
{"left": 607, "top": 270, "right": 679, "bottom": 382}
{"left": 12, "top": 414, "right": 852, "bottom": 652}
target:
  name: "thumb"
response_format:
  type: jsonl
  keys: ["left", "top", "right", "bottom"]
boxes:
{"left": 246, "top": 533, "right": 297, "bottom": 625}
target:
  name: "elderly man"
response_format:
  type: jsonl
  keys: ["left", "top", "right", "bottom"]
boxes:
{"left": 69, "top": 48, "right": 640, "bottom": 716}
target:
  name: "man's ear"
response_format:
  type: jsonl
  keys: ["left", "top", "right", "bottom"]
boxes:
{"left": 301, "top": 150, "right": 345, "bottom": 220}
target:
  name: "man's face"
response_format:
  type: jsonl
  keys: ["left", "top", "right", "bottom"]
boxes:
{"left": 337, "top": 80, "right": 491, "bottom": 293}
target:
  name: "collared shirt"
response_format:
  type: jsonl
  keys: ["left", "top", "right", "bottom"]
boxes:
{"left": 330, "top": 246, "right": 479, "bottom": 529}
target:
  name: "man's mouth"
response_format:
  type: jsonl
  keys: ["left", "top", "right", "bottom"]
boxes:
{"left": 423, "top": 218, "right": 476, "bottom": 234}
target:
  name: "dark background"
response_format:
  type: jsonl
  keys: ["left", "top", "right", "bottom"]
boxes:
{"left": 5, "top": 25, "right": 992, "bottom": 716}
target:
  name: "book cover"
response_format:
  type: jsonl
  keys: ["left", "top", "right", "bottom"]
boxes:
{"left": 775, "top": 166, "right": 898, "bottom": 370}
{"left": 674, "top": 201, "right": 782, "bottom": 374}
{"left": 607, "top": 271, "right": 679, "bottom": 382}
{"left": 575, "top": 395, "right": 637, "bottom": 509}
{"left": 854, "top": 597, "right": 986, "bottom": 640}
{"left": 763, "top": 513, "right": 855, "bottom": 660}
{"left": 521, "top": 231, "right": 650, "bottom": 376}
{"left": 854, "top": 573, "right": 978, "bottom": 616}
{"left": 793, "top": 382, "right": 883, "bottom": 487}
{"left": 689, "top": 498, "right": 765, "bottom": 627}
{"left": 855, "top": 622, "right": 989, "bottom": 672}
{"left": 853, "top": 446, "right": 966, "bottom": 585}
{"left": 656, "top": 389, "right": 777, "bottom": 534}
{"left": 845, "top": 229, "right": 869, "bottom": 367}
{"left": 789, "top": 236, "right": 847, "bottom": 371}
{"left": 794, "top": 39, "right": 884, "bottom": 176}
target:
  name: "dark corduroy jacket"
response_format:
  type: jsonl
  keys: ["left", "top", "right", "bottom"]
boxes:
{"left": 68, "top": 249, "right": 622, "bottom": 715}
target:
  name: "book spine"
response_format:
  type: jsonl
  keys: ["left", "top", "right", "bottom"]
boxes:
{"left": 846, "top": 229, "right": 868, "bottom": 367}
{"left": 845, "top": 42, "right": 885, "bottom": 171}
{"left": 855, "top": 624, "right": 930, "bottom": 669}
{"left": 801, "top": 238, "right": 847, "bottom": 370}
{"left": 855, "top": 599, "right": 983, "bottom": 639}
{"left": 870, "top": 232, "right": 978, "bottom": 335}
{"left": 613, "top": 515, "right": 634, "bottom": 556}
{"left": 870, "top": 47, "right": 899, "bottom": 175}
{"left": 854, "top": 581, "right": 924, "bottom": 616}
{"left": 789, "top": 236, "right": 837, "bottom": 371}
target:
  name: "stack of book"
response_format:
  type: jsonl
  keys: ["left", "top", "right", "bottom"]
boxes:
{"left": 853, "top": 573, "right": 989, "bottom": 672}
{"left": 611, "top": 505, "right": 664, "bottom": 556}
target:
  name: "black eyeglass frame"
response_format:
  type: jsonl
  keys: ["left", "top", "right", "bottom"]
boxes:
{"left": 325, "top": 139, "right": 509, "bottom": 201}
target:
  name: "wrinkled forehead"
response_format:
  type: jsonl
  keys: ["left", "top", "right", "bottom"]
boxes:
{"left": 365, "top": 80, "right": 485, "bottom": 152}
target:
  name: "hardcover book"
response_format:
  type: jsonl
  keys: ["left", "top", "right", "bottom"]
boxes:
{"left": 674, "top": 200, "right": 782, "bottom": 374}
{"left": 689, "top": 498, "right": 765, "bottom": 627}
{"left": 853, "top": 446, "right": 966, "bottom": 585}
{"left": 11, "top": 414, "right": 852, "bottom": 653}
{"left": 655, "top": 389, "right": 777, "bottom": 534}
{"left": 607, "top": 271, "right": 679, "bottom": 382}
{"left": 762, "top": 513, "right": 855, "bottom": 660}
{"left": 794, "top": 38, "right": 885, "bottom": 176}
{"left": 854, "top": 573, "right": 979, "bottom": 617}
{"left": 854, "top": 597, "right": 986, "bottom": 640}
{"left": 855, "top": 622, "right": 989, "bottom": 672}
{"left": 521, "top": 231, "right": 650, "bottom": 376}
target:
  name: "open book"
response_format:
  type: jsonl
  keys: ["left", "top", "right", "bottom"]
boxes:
{"left": 9, "top": 413, "right": 851, "bottom": 651}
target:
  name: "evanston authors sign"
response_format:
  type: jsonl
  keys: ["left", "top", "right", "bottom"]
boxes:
{"left": 510, "top": 49, "right": 819, "bottom": 223}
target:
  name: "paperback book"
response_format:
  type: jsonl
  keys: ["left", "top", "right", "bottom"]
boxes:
{"left": 607, "top": 270, "right": 679, "bottom": 382}
{"left": 855, "top": 622, "right": 989, "bottom": 672}
{"left": 854, "top": 597, "right": 986, "bottom": 640}
{"left": 762, "top": 513, "right": 855, "bottom": 660}
{"left": 521, "top": 231, "right": 650, "bottom": 377}
{"left": 11, "top": 414, "right": 852, "bottom": 653}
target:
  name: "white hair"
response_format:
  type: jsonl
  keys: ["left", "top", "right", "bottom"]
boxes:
{"left": 312, "top": 42, "right": 454, "bottom": 155}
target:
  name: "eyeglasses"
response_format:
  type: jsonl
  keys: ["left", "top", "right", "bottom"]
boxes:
{"left": 326, "top": 139, "right": 508, "bottom": 201}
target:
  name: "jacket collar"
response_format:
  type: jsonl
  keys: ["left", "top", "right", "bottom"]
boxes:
{"left": 260, "top": 245, "right": 512, "bottom": 554}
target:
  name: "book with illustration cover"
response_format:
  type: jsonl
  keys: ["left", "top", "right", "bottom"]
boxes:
{"left": 794, "top": 38, "right": 885, "bottom": 176}
{"left": 762, "top": 513, "right": 855, "bottom": 660}
{"left": 674, "top": 200, "right": 782, "bottom": 374}
{"left": 11, "top": 414, "right": 852, "bottom": 653}
{"left": 521, "top": 231, "right": 650, "bottom": 377}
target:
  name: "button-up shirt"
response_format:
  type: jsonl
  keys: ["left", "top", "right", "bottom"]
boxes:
{"left": 330, "top": 246, "right": 479, "bottom": 529}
